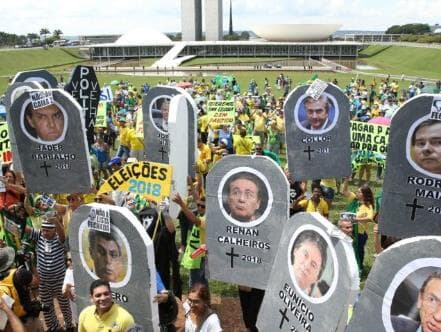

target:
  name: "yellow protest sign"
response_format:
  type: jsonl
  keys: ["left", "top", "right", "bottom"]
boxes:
{"left": 0, "top": 123, "right": 11, "bottom": 162}
{"left": 97, "top": 161, "right": 172, "bottom": 203}
{"left": 207, "top": 99, "right": 235, "bottom": 125}
{"left": 350, "top": 121, "right": 390, "bottom": 153}
{"left": 95, "top": 101, "right": 107, "bottom": 128}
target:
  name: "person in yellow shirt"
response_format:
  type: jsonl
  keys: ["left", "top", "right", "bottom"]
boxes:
{"left": 127, "top": 128, "right": 144, "bottom": 161}
{"left": 78, "top": 279, "right": 134, "bottom": 332}
{"left": 116, "top": 117, "right": 131, "bottom": 162}
{"left": 293, "top": 185, "right": 329, "bottom": 218}
{"left": 197, "top": 138, "right": 212, "bottom": 179}
{"left": 252, "top": 109, "right": 267, "bottom": 146}
{"left": 233, "top": 129, "right": 253, "bottom": 155}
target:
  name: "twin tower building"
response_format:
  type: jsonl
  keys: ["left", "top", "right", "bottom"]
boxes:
{"left": 181, "top": 0, "right": 223, "bottom": 41}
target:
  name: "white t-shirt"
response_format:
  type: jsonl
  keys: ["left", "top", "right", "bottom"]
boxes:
{"left": 184, "top": 313, "right": 222, "bottom": 332}
{"left": 62, "top": 268, "right": 78, "bottom": 323}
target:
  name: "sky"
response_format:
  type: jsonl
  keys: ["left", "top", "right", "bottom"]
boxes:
{"left": 1, "top": 0, "right": 440, "bottom": 36}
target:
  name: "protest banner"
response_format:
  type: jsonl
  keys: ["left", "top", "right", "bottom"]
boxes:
{"left": 97, "top": 161, "right": 172, "bottom": 204}
{"left": 347, "top": 236, "right": 441, "bottom": 332}
{"left": 100, "top": 85, "right": 113, "bottom": 102}
{"left": 9, "top": 89, "right": 92, "bottom": 193}
{"left": 206, "top": 155, "right": 289, "bottom": 289}
{"left": 65, "top": 66, "right": 101, "bottom": 147}
{"left": 12, "top": 69, "right": 58, "bottom": 88}
{"left": 350, "top": 121, "right": 390, "bottom": 153}
{"left": 95, "top": 101, "right": 107, "bottom": 128}
{"left": 257, "top": 212, "right": 359, "bottom": 332}
{"left": 0, "top": 123, "right": 11, "bottom": 163}
{"left": 207, "top": 99, "right": 235, "bottom": 125}
{"left": 70, "top": 204, "right": 159, "bottom": 331}
{"left": 380, "top": 95, "right": 441, "bottom": 238}
{"left": 285, "top": 82, "right": 351, "bottom": 180}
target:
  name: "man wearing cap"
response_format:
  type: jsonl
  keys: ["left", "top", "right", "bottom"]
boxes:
{"left": 23, "top": 214, "right": 74, "bottom": 331}
{"left": 0, "top": 246, "right": 44, "bottom": 331}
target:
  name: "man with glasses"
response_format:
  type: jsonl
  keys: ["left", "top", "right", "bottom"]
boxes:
{"left": 392, "top": 272, "right": 441, "bottom": 331}
{"left": 301, "top": 95, "right": 332, "bottom": 131}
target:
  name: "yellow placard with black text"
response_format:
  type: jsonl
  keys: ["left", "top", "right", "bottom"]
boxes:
{"left": 97, "top": 161, "right": 172, "bottom": 203}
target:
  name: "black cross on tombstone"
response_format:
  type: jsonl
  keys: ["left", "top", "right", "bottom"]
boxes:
{"left": 406, "top": 198, "right": 424, "bottom": 221}
{"left": 278, "top": 307, "right": 290, "bottom": 329}
{"left": 303, "top": 146, "right": 315, "bottom": 161}
{"left": 40, "top": 161, "right": 51, "bottom": 177}
{"left": 226, "top": 247, "right": 239, "bottom": 268}
{"left": 158, "top": 146, "right": 168, "bottom": 161}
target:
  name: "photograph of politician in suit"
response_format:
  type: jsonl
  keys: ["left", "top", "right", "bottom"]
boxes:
{"left": 296, "top": 94, "right": 337, "bottom": 134}
{"left": 389, "top": 267, "right": 441, "bottom": 332}
{"left": 150, "top": 97, "right": 171, "bottom": 133}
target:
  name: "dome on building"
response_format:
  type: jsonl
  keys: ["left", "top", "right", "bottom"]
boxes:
{"left": 252, "top": 24, "right": 341, "bottom": 42}
{"left": 114, "top": 28, "right": 172, "bottom": 45}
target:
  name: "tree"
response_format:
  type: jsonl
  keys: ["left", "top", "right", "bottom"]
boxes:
{"left": 385, "top": 23, "right": 430, "bottom": 34}
{"left": 53, "top": 29, "right": 63, "bottom": 40}
{"left": 240, "top": 31, "right": 250, "bottom": 40}
{"left": 40, "top": 28, "right": 50, "bottom": 45}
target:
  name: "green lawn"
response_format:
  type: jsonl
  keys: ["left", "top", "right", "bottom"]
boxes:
{"left": 359, "top": 45, "right": 441, "bottom": 78}
{"left": 0, "top": 48, "right": 86, "bottom": 77}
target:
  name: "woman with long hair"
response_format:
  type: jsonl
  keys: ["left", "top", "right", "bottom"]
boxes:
{"left": 184, "top": 283, "right": 222, "bottom": 332}
{"left": 343, "top": 177, "right": 375, "bottom": 270}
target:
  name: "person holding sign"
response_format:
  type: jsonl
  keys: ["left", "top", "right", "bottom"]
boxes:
{"left": 225, "top": 173, "right": 262, "bottom": 223}
{"left": 290, "top": 230, "right": 328, "bottom": 298}
{"left": 88, "top": 229, "right": 125, "bottom": 283}
{"left": 411, "top": 119, "right": 441, "bottom": 174}
{"left": 24, "top": 101, "right": 65, "bottom": 142}
{"left": 301, "top": 95, "right": 332, "bottom": 131}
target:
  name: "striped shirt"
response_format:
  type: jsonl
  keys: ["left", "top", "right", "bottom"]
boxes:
{"left": 30, "top": 229, "right": 66, "bottom": 278}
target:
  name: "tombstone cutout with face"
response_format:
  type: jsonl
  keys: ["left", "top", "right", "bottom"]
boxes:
{"left": 169, "top": 95, "right": 189, "bottom": 219}
{"left": 8, "top": 89, "right": 92, "bottom": 193}
{"left": 257, "top": 212, "right": 359, "bottom": 332}
{"left": 64, "top": 66, "right": 101, "bottom": 148}
{"left": 69, "top": 204, "right": 159, "bottom": 331}
{"left": 206, "top": 155, "right": 289, "bottom": 289}
{"left": 12, "top": 69, "right": 58, "bottom": 89}
{"left": 142, "top": 86, "right": 197, "bottom": 177}
{"left": 347, "top": 237, "right": 441, "bottom": 332}
{"left": 380, "top": 95, "right": 441, "bottom": 238}
{"left": 284, "top": 83, "right": 351, "bottom": 180}
{"left": 4, "top": 81, "right": 44, "bottom": 172}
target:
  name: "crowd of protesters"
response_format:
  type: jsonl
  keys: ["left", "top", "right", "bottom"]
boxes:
{"left": 0, "top": 72, "right": 437, "bottom": 331}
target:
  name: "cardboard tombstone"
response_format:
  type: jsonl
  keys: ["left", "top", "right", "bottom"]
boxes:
{"left": 284, "top": 81, "right": 351, "bottom": 180}
{"left": 70, "top": 204, "right": 159, "bottom": 331}
{"left": 4, "top": 81, "right": 44, "bottom": 172}
{"left": 142, "top": 86, "right": 197, "bottom": 177}
{"left": 169, "top": 95, "right": 189, "bottom": 218}
{"left": 64, "top": 66, "right": 101, "bottom": 148}
{"left": 8, "top": 89, "right": 92, "bottom": 193}
{"left": 380, "top": 95, "right": 441, "bottom": 238}
{"left": 347, "top": 236, "right": 441, "bottom": 332}
{"left": 256, "top": 212, "right": 359, "bottom": 332}
{"left": 205, "top": 155, "right": 289, "bottom": 289}
{"left": 12, "top": 69, "right": 58, "bottom": 89}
